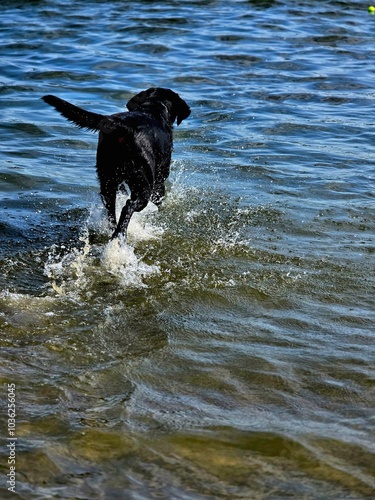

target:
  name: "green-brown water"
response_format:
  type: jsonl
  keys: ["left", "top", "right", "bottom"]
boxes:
{"left": 0, "top": 1, "right": 374, "bottom": 498}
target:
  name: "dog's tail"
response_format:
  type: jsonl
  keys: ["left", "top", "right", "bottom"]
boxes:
{"left": 42, "top": 95, "right": 104, "bottom": 132}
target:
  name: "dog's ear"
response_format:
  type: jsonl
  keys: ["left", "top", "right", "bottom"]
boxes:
{"left": 126, "top": 89, "right": 154, "bottom": 111}
{"left": 175, "top": 97, "right": 191, "bottom": 126}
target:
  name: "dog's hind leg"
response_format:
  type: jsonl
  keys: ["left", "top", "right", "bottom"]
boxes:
{"left": 111, "top": 195, "right": 149, "bottom": 239}
{"left": 100, "top": 180, "right": 118, "bottom": 228}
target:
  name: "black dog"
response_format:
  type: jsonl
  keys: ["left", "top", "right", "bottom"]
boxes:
{"left": 42, "top": 88, "right": 190, "bottom": 238}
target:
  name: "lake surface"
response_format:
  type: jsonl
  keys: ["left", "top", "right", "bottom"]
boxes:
{"left": 0, "top": 0, "right": 374, "bottom": 498}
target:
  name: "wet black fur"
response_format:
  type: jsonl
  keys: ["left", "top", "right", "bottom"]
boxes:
{"left": 42, "top": 88, "right": 190, "bottom": 238}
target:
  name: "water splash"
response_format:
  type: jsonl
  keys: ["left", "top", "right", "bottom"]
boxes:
{"left": 102, "top": 237, "right": 160, "bottom": 288}
{"left": 86, "top": 191, "right": 165, "bottom": 242}
{"left": 44, "top": 197, "right": 163, "bottom": 296}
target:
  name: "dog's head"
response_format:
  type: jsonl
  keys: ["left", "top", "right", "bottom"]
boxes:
{"left": 127, "top": 88, "right": 190, "bottom": 126}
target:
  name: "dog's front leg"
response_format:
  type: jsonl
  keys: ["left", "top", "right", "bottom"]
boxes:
{"left": 151, "top": 181, "right": 165, "bottom": 207}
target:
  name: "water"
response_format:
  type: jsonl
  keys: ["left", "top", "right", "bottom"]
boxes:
{"left": 0, "top": 0, "right": 374, "bottom": 498}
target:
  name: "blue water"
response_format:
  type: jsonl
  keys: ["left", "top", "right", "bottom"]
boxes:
{"left": 1, "top": 1, "right": 374, "bottom": 498}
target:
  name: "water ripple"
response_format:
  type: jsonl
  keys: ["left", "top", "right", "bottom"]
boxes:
{"left": 0, "top": 0, "right": 374, "bottom": 498}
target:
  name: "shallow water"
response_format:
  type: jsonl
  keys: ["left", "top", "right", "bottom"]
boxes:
{"left": 0, "top": 0, "right": 374, "bottom": 498}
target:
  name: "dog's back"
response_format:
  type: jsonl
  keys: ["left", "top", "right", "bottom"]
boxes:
{"left": 96, "top": 111, "right": 173, "bottom": 203}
